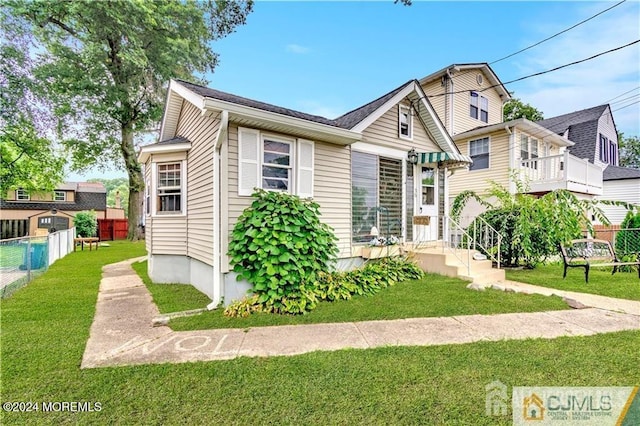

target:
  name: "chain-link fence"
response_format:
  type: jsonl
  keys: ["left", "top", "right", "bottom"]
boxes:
{"left": 0, "top": 228, "right": 75, "bottom": 299}
{"left": 590, "top": 226, "right": 640, "bottom": 258}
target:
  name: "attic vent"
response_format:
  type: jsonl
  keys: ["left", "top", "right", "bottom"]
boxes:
{"left": 476, "top": 74, "right": 484, "bottom": 86}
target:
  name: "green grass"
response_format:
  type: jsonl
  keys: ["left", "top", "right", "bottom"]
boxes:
{"left": 131, "top": 260, "right": 568, "bottom": 331}
{"left": 131, "top": 261, "right": 211, "bottom": 313}
{"left": 2, "top": 243, "right": 638, "bottom": 424}
{"left": 0, "top": 244, "right": 30, "bottom": 268}
{"left": 505, "top": 263, "right": 640, "bottom": 301}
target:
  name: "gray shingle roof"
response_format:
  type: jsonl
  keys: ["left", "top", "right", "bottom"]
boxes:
{"left": 0, "top": 191, "right": 107, "bottom": 212}
{"left": 536, "top": 105, "right": 609, "bottom": 163}
{"left": 154, "top": 136, "right": 190, "bottom": 146}
{"left": 174, "top": 79, "right": 414, "bottom": 131}
{"left": 603, "top": 165, "right": 640, "bottom": 181}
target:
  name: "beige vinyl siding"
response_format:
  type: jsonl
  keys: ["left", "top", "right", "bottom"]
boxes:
{"left": 175, "top": 102, "right": 220, "bottom": 266}
{"left": 224, "top": 123, "right": 353, "bottom": 269}
{"left": 151, "top": 216, "right": 187, "bottom": 255}
{"left": 450, "top": 130, "right": 511, "bottom": 197}
{"left": 313, "top": 142, "right": 351, "bottom": 257}
{"left": 421, "top": 79, "right": 447, "bottom": 128}
{"left": 451, "top": 70, "right": 504, "bottom": 135}
{"left": 361, "top": 102, "right": 441, "bottom": 153}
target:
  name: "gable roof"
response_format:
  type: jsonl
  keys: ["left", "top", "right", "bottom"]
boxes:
{"left": 418, "top": 63, "right": 511, "bottom": 100}
{"left": 536, "top": 105, "right": 611, "bottom": 161}
{"left": 603, "top": 165, "right": 640, "bottom": 181}
{"left": 159, "top": 79, "right": 464, "bottom": 158}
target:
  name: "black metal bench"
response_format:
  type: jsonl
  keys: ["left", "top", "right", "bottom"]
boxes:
{"left": 559, "top": 238, "right": 640, "bottom": 283}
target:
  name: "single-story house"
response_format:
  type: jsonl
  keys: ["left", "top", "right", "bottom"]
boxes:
{"left": 139, "top": 79, "right": 471, "bottom": 305}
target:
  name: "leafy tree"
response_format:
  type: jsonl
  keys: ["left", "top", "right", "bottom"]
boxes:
{"left": 503, "top": 97, "right": 544, "bottom": 122}
{"left": 6, "top": 0, "right": 253, "bottom": 239}
{"left": 0, "top": 13, "right": 64, "bottom": 195}
{"left": 618, "top": 132, "right": 640, "bottom": 169}
{"left": 88, "top": 178, "right": 129, "bottom": 214}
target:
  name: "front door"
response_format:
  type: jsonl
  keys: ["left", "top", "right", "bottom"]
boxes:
{"left": 415, "top": 166, "right": 439, "bottom": 242}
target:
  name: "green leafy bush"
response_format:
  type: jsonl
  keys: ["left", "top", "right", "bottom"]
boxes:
{"left": 74, "top": 210, "right": 97, "bottom": 237}
{"left": 228, "top": 189, "right": 339, "bottom": 314}
{"left": 616, "top": 211, "right": 640, "bottom": 256}
{"left": 225, "top": 256, "right": 425, "bottom": 318}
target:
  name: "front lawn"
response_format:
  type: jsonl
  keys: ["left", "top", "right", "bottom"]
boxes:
{"left": 1, "top": 243, "right": 638, "bottom": 424}
{"left": 505, "top": 263, "right": 640, "bottom": 301}
{"left": 132, "top": 261, "right": 569, "bottom": 331}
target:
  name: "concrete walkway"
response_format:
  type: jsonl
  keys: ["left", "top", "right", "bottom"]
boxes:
{"left": 81, "top": 258, "right": 640, "bottom": 369}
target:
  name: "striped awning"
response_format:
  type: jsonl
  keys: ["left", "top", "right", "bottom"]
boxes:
{"left": 417, "top": 151, "right": 472, "bottom": 167}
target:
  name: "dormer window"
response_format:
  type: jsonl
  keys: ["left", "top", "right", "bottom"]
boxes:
{"left": 54, "top": 191, "right": 66, "bottom": 201}
{"left": 470, "top": 91, "right": 488, "bottom": 123}
{"left": 16, "top": 189, "right": 30, "bottom": 200}
{"left": 399, "top": 105, "right": 412, "bottom": 139}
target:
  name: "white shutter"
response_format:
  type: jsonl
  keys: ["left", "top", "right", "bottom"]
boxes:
{"left": 297, "top": 139, "right": 314, "bottom": 198}
{"left": 238, "top": 127, "right": 260, "bottom": 196}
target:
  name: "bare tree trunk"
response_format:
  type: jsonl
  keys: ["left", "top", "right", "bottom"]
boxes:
{"left": 121, "top": 123, "right": 145, "bottom": 240}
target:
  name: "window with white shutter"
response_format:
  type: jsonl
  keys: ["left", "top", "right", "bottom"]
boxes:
{"left": 297, "top": 139, "right": 314, "bottom": 198}
{"left": 238, "top": 127, "right": 315, "bottom": 198}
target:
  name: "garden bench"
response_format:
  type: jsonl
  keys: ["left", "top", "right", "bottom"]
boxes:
{"left": 559, "top": 238, "right": 640, "bottom": 283}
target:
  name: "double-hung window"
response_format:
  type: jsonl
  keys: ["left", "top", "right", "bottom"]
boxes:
{"left": 599, "top": 134, "right": 609, "bottom": 162}
{"left": 262, "top": 137, "right": 292, "bottom": 191}
{"left": 238, "top": 127, "right": 314, "bottom": 198}
{"left": 469, "top": 137, "right": 489, "bottom": 170}
{"left": 609, "top": 143, "right": 617, "bottom": 166}
{"left": 157, "top": 163, "right": 182, "bottom": 213}
{"left": 54, "top": 191, "right": 66, "bottom": 201}
{"left": 16, "top": 189, "right": 30, "bottom": 200}
{"left": 399, "top": 105, "right": 412, "bottom": 139}
{"left": 470, "top": 92, "right": 488, "bottom": 123}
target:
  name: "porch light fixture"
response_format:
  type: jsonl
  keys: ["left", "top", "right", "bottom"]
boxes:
{"left": 408, "top": 148, "right": 418, "bottom": 165}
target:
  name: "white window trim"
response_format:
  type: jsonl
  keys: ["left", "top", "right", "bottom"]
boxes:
{"left": 398, "top": 104, "right": 413, "bottom": 140}
{"left": 470, "top": 91, "right": 489, "bottom": 123}
{"left": 261, "top": 133, "right": 296, "bottom": 194}
{"left": 468, "top": 137, "right": 491, "bottom": 171}
{"left": 152, "top": 160, "right": 187, "bottom": 217}
{"left": 54, "top": 191, "right": 66, "bottom": 201}
{"left": 16, "top": 189, "right": 30, "bottom": 201}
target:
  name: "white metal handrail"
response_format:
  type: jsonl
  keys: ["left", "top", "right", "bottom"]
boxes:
{"left": 469, "top": 215, "right": 502, "bottom": 268}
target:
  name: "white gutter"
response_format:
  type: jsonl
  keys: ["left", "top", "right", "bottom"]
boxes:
{"left": 447, "top": 68, "right": 454, "bottom": 135}
{"left": 507, "top": 125, "right": 517, "bottom": 194}
{"left": 207, "top": 110, "right": 229, "bottom": 310}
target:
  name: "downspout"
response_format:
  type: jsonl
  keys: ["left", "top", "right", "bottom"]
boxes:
{"left": 207, "top": 110, "right": 228, "bottom": 310}
{"left": 505, "top": 125, "right": 516, "bottom": 194}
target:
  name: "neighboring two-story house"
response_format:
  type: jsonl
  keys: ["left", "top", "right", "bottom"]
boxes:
{"left": 424, "top": 64, "right": 604, "bottom": 222}
{"left": 0, "top": 182, "right": 107, "bottom": 239}
{"left": 537, "top": 105, "right": 640, "bottom": 224}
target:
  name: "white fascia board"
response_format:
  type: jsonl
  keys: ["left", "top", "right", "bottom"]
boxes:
{"left": 138, "top": 142, "right": 192, "bottom": 163}
{"left": 203, "top": 98, "right": 361, "bottom": 144}
{"left": 349, "top": 83, "right": 415, "bottom": 133}
{"left": 159, "top": 80, "right": 206, "bottom": 142}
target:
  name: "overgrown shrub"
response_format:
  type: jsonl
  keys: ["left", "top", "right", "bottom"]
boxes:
{"left": 224, "top": 256, "right": 425, "bottom": 317}
{"left": 74, "top": 210, "right": 97, "bottom": 237}
{"left": 228, "top": 190, "right": 338, "bottom": 314}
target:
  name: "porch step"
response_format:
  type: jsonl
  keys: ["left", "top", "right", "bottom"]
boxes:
{"left": 410, "top": 248, "right": 505, "bottom": 284}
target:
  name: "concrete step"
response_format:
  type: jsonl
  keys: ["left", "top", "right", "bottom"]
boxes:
{"left": 410, "top": 249, "right": 505, "bottom": 284}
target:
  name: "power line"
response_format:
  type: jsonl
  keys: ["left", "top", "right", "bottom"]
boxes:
{"left": 610, "top": 93, "right": 640, "bottom": 105}
{"left": 490, "top": 0, "right": 627, "bottom": 64}
{"left": 612, "top": 100, "right": 640, "bottom": 113}
{"left": 605, "top": 86, "right": 640, "bottom": 103}
{"left": 428, "top": 39, "right": 640, "bottom": 99}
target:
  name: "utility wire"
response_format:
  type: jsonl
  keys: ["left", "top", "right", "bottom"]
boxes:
{"left": 605, "top": 86, "right": 640, "bottom": 103}
{"left": 612, "top": 100, "right": 640, "bottom": 113}
{"left": 428, "top": 39, "right": 640, "bottom": 98}
{"left": 490, "top": 0, "right": 627, "bottom": 64}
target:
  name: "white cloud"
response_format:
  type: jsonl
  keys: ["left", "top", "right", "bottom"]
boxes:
{"left": 286, "top": 44, "right": 310, "bottom": 54}
{"left": 508, "top": 3, "right": 640, "bottom": 135}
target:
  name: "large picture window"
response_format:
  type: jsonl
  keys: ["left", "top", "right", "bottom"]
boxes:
{"left": 157, "top": 163, "right": 182, "bottom": 213}
{"left": 469, "top": 137, "right": 489, "bottom": 170}
{"left": 351, "top": 152, "right": 402, "bottom": 243}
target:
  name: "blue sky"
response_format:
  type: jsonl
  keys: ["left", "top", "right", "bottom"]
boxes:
{"left": 71, "top": 0, "right": 640, "bottom": 180}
